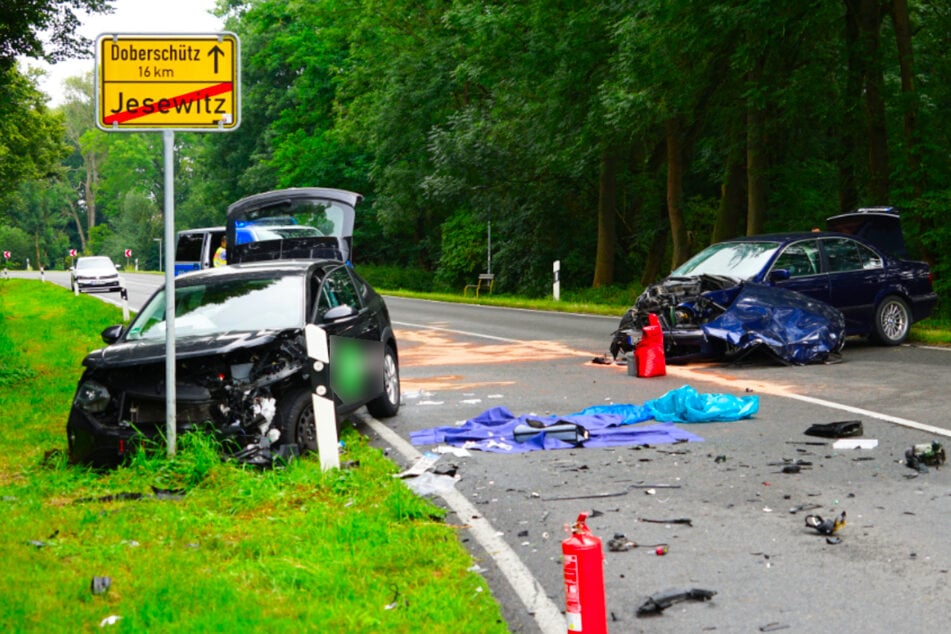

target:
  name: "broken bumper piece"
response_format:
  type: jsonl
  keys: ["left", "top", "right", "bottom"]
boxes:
{"left": 636, "top": 587, "right": 717, "bottom": 616}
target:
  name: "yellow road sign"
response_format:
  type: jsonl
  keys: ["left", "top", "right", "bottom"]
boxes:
{"left": 96, "top": 33, "right": 240, "bottom": 131}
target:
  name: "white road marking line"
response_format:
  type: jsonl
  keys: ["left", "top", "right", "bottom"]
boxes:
{"left": 359, "top": 413, "right": 566, "bottom": 634}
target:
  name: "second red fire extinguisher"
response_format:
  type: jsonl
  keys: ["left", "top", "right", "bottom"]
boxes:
{"left": 562, "top": 512, "right": 607, "bottom": 633}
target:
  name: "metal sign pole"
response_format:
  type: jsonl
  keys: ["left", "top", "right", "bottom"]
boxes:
{"left": 163, "top": 129, "right": 177, "bottom": 457}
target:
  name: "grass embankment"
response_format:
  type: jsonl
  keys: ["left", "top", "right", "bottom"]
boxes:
{"left": 0, "top": 279, "right": 508, "bottom": 632}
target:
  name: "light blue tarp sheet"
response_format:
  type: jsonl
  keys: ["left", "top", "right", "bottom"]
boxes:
{"left": 645, "top": 384, "right": 759, "bottom": 422}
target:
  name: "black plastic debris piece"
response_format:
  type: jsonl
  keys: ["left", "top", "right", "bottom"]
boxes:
{"left": 151, "top": 486, "right": 186, "bottom": 500}
{"left": 76, "top": 489, "right": 185, "bottom": 504}
{"left": 639, "top": 517, "right": 693, "bottom": 527}
{"left": 76, "top": 491, "right": 143, "bottom": 504}
{"left": 805, "top": 511, "right": 846, "bottom": 535}
{"left": 760, "top": 623, "right": 791, "bottom": 632}
{"left": 231, "top": 439, "right": 300, "bottom": 469}
{"left": 636, "top": 588, "right": 716, "bottom": 616}
{"left": 91, "top": 576, "right": 112, "bottom": 595}
{"left": 789, "top": 503, "right": 822, "bottom": 514}
{"left": 804, "top": 420, "right": 863, "bottom": 438}
{"left": 905, "top": 441, "right": 946, "bottom": 473}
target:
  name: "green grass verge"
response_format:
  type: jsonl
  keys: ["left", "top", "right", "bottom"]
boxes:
{"left": 0, "top": 279, "right": 508, "bottom": 633}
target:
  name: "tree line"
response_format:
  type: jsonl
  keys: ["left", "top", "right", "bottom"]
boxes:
{"left": 1, "top": 0, "right": 949, "bottom": 313}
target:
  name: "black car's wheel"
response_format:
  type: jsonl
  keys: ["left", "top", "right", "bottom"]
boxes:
{"left": 873, "top": 295, "right": 911, "bottom": 345}
{"left": 366, "top": 345, "right": 400, "bottom": 418}
{"left": 276, "top": 387, "right": 318, "bottom": 453}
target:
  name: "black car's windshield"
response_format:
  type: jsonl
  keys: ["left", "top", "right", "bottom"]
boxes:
{"left": 126, "top": 275, "right": 305, "bottom": 340}
{"left": 670, "top": 241, "right": 781, "bottom": 279}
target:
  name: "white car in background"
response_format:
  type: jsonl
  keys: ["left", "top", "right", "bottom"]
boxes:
{"left": 70, "top": 256, "right": 124, "bottom": 294}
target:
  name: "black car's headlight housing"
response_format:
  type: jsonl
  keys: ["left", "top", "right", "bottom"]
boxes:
{"left": 75, "top": 380, "right": 112, "bottom": 413}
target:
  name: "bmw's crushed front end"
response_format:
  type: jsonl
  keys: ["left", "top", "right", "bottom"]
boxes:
{"left": 611, "top": 275, "right": 846, "bottom": 366}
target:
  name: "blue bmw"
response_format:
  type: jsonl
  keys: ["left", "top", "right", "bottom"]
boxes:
{"left": 611, "top": 208, "right": 938, "bottom": 363}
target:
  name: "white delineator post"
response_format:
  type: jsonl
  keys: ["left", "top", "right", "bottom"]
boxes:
{"left": 305, "top": 324, "right": 340, "bottom": 470}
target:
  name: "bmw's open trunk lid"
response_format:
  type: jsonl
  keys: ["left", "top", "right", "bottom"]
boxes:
{"left": 826, "top": 206, "right": 908, "bottom": 258}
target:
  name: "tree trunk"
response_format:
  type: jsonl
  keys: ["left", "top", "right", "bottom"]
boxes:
{"left": 67, "top": 199, "right": 87, "bottom": 251}
{"left": 712, "top": 135, "right": 746, "bottom": 243}
{"left": 860, "top": 0, "right": 889, "bottom": 203}
{"left": 665, "top": 118, "right": 688, "bottom": 267}
{"left": 640, "top": 201, "right": 670, "bottom": 287}
{"left": 890, "top": 0, "right": 921, "bottom": 197}
{"left": 592, "top": 148, "right": 618, "bottom": 287}
{"left": 839, "top": 0, "right": 862, "bottom": 212}
{"left": 746, "top": 98, "right": 767, "bottom": 235}
{"left": 85, "top": 153, "right": 98, "bottom": 233}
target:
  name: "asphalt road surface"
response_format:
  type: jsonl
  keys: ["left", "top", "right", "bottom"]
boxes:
{"left": 373, "top": 297, "right": 951, "bottom": 633}
{"left": 10, "top": 270, "right": 951, "bottom": 632}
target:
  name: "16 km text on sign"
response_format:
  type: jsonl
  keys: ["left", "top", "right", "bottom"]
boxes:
{"left": 96, "top": 33, "right": 240, "bottom": 132}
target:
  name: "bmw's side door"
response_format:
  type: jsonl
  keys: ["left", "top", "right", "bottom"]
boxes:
{"left": 819, "top": 237, "right": 885, "bottom": 332}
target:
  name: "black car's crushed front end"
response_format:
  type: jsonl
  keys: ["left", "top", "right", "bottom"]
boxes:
{"left": 67, "top": 330, "right": 310, "bottom": 468}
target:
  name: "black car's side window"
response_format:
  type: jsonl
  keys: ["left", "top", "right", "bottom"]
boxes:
{"left": 824, "top": 238, "right": 882, "bottom": 273}
{"left": 315, "top": 266, "right": 361, "bottom": 320}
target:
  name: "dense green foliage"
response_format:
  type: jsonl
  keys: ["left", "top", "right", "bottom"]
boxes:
{"left": 1, "top": 1, "right": 950, "bottom": 315}
{"left": 0, "top": 279, "right": 507, "bottom": 632}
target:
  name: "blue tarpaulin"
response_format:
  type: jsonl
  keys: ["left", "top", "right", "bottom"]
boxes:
{"left": 645, "top": 384, "right": 759, "bottom": 422}
{"left": 409, "top": 407, "right": 703, "bottom": 453}
{"left": 409, "top": 385, "right": 759, "bottom": 453}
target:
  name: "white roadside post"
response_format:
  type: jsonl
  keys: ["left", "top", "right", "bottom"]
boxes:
{"left": 305, "top": 324, "right": 340, "bottom": 470}
{"left": 553, "top": 260, "right": 561, "bottom": 301}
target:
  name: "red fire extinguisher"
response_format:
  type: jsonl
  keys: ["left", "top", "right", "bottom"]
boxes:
{"left": 562, "top": 512, "right": 607, "bottom": 633}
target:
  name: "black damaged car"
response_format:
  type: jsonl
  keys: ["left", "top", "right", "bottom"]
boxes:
{"left": 67, "top": 259, "right": 400, "bottom": 467}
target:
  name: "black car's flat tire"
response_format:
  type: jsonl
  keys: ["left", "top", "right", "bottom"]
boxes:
{"left": 277, "top": 387, "right": 318, "bottom": 453}
{"left": 366, "top": 345, "right": 400, "bottom": 419}
{"left": 873, "top": 295, "right": 911, "bottom": 345}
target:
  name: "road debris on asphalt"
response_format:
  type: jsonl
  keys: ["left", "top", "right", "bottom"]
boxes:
{"left": 638, "top": 517, "right": 693, "bottom": 527}
{"left": 635, "top": 587, "right": 717, "bottom": 616}
{"left": 832, "top": 438, "right": 878, "bottom": 450}
{"left": 804, "top": 511, "right": 846, "bottom": 535}
{"left": 393, "top": 451, "right": 460, "bottom": 496}
{"left": 904, "top": 441, "right": 946, "bottom": 473}
{"left": 607, "top": 533, "right": 672, "bottom": 553}
{"left": 804, "top": 420, "right": 863, "bottom": 438}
